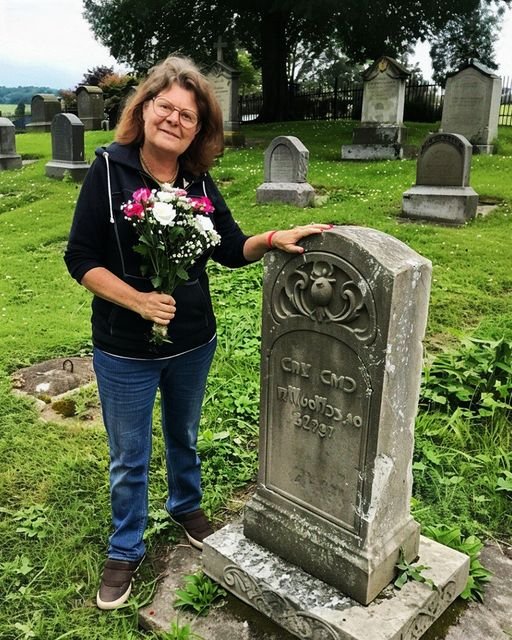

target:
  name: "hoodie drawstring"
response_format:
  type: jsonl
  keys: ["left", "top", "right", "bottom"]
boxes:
{"left": 103, "top": 151, "right": 115, "bottom": 224}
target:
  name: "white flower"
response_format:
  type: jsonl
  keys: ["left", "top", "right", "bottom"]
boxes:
{"left": 195, "top": 215, "right": 214, "bottom": 234}
{"left": 156, "top": 190, "right": 174, "bottom": 203}
{"left": 152, "top": 201, "right": 176, "bottom": 226}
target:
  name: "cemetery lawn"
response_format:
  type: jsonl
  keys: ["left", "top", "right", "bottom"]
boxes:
{"left": 0, "top": 122, "right": 511, "bottom": 639}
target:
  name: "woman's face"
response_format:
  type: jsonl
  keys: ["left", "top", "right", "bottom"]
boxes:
{"left": 142, "top": 83, "right": 200, "bottom": 157}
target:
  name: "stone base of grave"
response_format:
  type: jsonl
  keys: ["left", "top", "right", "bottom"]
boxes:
{"left": 224, "top": 131, "right": 246, "bottom": 147}
{"left": 202, "top": 523, "right": 469, "bottom": 640}
{"left": 0, "top": 153, "right": 22, "bottom": 170}
{"left": 80, "top": 117, "right": 103, "bottom": 131}
{"left": 256, "top": 182, "right": 315, "bottom": 207}
{"left": 45, "top": 160, "right": 90, "bottom": 181}
{"left": 223, "top": 124, "right": 245, "bottom": 147}
{"left": 401, "top": 185, "right": 478, "bottom": 225}
{"left": 473, "top": 144, "right": 495, "bottom": 155}
{"left": 26, "top": 122, "right": 53, "bottom": 133}
{"left": 341, "top": 143, "right": 403, "bottom": 160}
{"left": 352, "top": 124, "right": 407, "bottom": 146}
{"left": 243, "top": 489, "right": 420, "bottom": 605}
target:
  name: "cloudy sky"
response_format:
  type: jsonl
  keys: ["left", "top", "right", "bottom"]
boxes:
{"left": 1, "top": 0, "right": 511, "bottom": 89}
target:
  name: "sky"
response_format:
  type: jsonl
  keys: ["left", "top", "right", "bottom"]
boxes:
{"left": 0, "top": 0, "right": 511, "bottom": 89}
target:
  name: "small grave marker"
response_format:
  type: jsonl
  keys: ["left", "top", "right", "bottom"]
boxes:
{"left": 256, "top": 135, "right": 315, "bottom": 207}
{"left": 402, "top": 132, "right": 478, "bottom": 224}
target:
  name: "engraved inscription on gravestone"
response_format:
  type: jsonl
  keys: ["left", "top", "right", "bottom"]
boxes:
{"left": 209, "top": 73, "right": 231, "bottom": 119}
{"left": 443, "top": 74, "right": 488, "bottom": 138}
{"left": 364, "top": 73, "right": 400, "bottom": 122}
{"left": 266, "top": 254, "right": 376, "bottom": 530}
{"left": 269, "top": 145, "right": 293, "bottom": 182}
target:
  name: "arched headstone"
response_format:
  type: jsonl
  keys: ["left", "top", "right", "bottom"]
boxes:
{"left": 0, "top": 117, "right": 22, "bottom": 170}
{"left": 45, "top": 113, "right": 90, "bottom": 181}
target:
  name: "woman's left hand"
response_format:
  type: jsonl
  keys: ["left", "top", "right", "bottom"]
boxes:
{"left": 270, "top": 223, "right": 333, "bottom": 254}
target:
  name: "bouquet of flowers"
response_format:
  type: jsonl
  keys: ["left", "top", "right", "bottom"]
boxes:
{"left": 122, "top": 184, "right": 221, "bottom": 344}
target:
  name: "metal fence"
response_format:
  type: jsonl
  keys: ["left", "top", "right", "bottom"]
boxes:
{"left": 240, "top": 76, "right": 512, "bottom": 126}
{"left": 500, "top": 76, "right": 512, "bottom": 126}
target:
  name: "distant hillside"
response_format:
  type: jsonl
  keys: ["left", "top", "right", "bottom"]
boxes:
{"left": 0, "top": 86, "right": 59, "bottom": 104}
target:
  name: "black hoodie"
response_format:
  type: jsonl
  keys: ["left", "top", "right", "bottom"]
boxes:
{"left": 64, "top": 142, "right": 252, "bottom": 358}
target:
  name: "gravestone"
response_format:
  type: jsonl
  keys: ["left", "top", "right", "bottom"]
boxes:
{"left": 256, "top": 136, "right": 315, "bottom": 207}
{"left": 440, "top": 60, "right": 501, "bottom": 154}
{"left": 208, "top": 36, "right": 245, "bottom": 147}
{"left": 402, "top": 132, "right": 478, "bottom": 224}
{"left": 0, "top": 117, "right": 22, "bottom": 170}
{"left": 342, "top": 56, "right": 410, "bottom": 160}
{"left": 45, "top": 113, "right": 90, "bottom": 181}
{"left": 203, "top": 227, "right": 469, "bottom": 638}
{"left": 76, "top": 85, "right": 105, "bottom": 130}
{"left": 26, "top": 93, "right": 61, "bottom": 132}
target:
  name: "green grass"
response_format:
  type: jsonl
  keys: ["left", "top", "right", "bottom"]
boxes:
{"left": 0, "top": 122, "right": 511, "bottom": 638}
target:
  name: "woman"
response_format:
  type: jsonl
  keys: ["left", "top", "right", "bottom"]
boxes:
{"left": 64, "top": 55, "right": 329, "bottom": 611}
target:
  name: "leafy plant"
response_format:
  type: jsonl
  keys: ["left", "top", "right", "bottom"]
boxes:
{"left": 422, "top": 524, "right": 492, "bottom": 602}
{"left": 174, "top": 572, "right": 226, "bottom": 616}
{"left": 420, "top": 338, "right": 512, "bottom": 419}
{"left": 11, "top": 504, "right": 50, "bottom": 540}
{"left": 394, "top": 548, "right": 437, "bottom": 591}
{"left": 160, "top": 620, "right": 204, "bottom": 640}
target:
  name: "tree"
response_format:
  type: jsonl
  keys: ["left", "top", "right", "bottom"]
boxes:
{"left": 80, "top": 65, "right": 114, "bottom": 87}
{"left": 14, "top": 102, "right": 26, "bottom": 118}
{"left": 83, "top": 0, "right": 510, "bottom": 122}
{"left": 429, "top": 2, "right": 505, "bottom": 85}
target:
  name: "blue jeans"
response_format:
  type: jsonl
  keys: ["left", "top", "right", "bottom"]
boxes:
{"left": 93, "top": 338, "right": 217, "bottom": 561}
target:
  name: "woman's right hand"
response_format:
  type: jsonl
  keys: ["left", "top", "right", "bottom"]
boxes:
{"left": 137, "top": 291, "right": 176, "bottom": 325}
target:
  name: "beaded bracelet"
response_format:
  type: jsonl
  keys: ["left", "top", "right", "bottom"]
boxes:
{"left": 266, "top": 230, "right": 278, "bottom": 248}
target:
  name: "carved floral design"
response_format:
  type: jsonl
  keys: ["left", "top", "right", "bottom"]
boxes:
{"left": 223, "top": 565, "right": 339, "bottom": 639}
{"left": 400, "top": 581, "right": 458, "bottom": 640}
{"left": 273, "top": 253, "right": 376, "bottom": 343}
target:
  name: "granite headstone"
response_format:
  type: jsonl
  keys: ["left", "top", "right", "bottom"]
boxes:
{"left": 402, "top": 132, "right": 478, "bottom": 224}
{"left": 76, "top": 85, "right": 105, "bottom": 131}
{"left": 342, "top": 56, "right": 410, "bottom": 160}
{"left": 208, "top": 38, "right": 245, "bottom": 147}
{"left": 440, "top": 60, "right": 502, "bottom": 154}
{"left": 45, "top": 113, "right": 90, "bottom": 181}
{"left": 204, "top": 227, "right": 470, "bottom": 639}
{"left": 27, "top": 94, "right": 61, "bottom": 132}
{"left": 0, "top": 117, "right": 22, "bottom": 170}
{"left": 256, "top": 136, "right": 315, "bottom": 207}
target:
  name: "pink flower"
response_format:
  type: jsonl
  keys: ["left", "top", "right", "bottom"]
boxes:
{"left": 190, "top": 196, "right": 215, "bottom": 214}
{"left": 132, "top": 188, "right": 152, "bottom": 203}
{"left": 124, "top": 202, "right": 144, "bottom": 218}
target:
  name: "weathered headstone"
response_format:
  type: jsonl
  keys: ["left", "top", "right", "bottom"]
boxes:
{"left": 402, "top": 132, "right": 478, "bottom": 224}
{"left": 0, "top": 117, "right": 22, "bottom": 170}
{"left": 76, "top": 85, "right": 105, "bottom": 131}
{"left": 203, "top": 227, "right": 469, "bottom": 639}
{"left": 26, "top": 93, "right": 61, "bottom": 132}
{"left": 440, "top": 60, "right": 502, "bottom": 154}
{"left": 208, "top": 37, "right": 245, "bottom": 147}
{"left": 342, "top": 56, "right": 410, "bottom": 160}
{"left": 256, "top": 136, "right": 315, "bottom": 207}
{"left": 45, "top": 113, "right": 90, "bottom": 181}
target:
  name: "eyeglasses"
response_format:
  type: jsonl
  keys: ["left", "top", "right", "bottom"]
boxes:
{"left": 151, "top": 97, "right": 199, "bottom": 128}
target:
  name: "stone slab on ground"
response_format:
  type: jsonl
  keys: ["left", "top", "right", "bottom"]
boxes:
{"left": 203, "top": 524, "right": 469, "bottom": 640}
{"left": 341, "top": 144, "right": 403, "bottom": 160}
